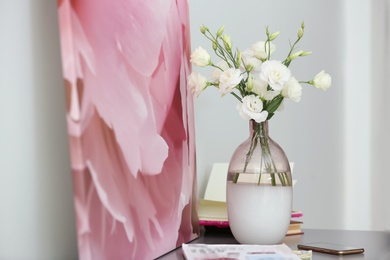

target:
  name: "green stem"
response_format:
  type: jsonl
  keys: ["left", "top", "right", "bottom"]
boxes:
{"left": 232, "top": 173, "right": 239, "bottom": 183}
{"left": 258, "top": 122, "right": 277, "bottom": 186}
{"left": 240, "top": 121, "right": 292, "bottom": 187}
{"left": 203, "top": 31, "right": 236, "bottom": 68}
{"left": 230, "top": 92, "right": 242, "bottom": 102}
{"left": 244, "top": 128, "right": 259, "bottom": 172}
{"left": 257, "top": 173, "right": 262, "bottom": 185}
{"left": 278, "top": 172, "right": 286, "bottom": 186}
{"left": 283, "top": 35, "right": 302, "bottom": 67}
{"left": 284, "top": 172, "right": 292, "bottom": 186}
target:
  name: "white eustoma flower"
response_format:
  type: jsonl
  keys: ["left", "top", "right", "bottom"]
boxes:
{"left": 313, "top": 70, "right": 331, "bottom": 90}
{"left": 251, "top": 41, "right": 276, "bottom": 60}
{"left": 211, "top": 60, "right": 229, "bottom": 82}
{"left": 218, "top": 68, "right": 243, "bottom": 95}
{"left": 240, "top": 49, "right": 262, "bottom": 72}
{"left": 237, "top": 95, "right": 268, "bottom": 123}
{"left": 187, "top": 72, "right": 207, "bottom": 97}
{"left": 281, "top": 77, "right": 302, "bottom": 102}
{"left": 252, "top": 77, "right": 279, "bottom": 101}
{"left": 190, "top": 46, "right": 211, "bottom": 67}
{"left": 260, "top": 60, "right": 291, "bottom": 91}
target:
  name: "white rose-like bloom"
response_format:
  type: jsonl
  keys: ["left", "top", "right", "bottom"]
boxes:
{"left": 313, "top": 70, "right": 332, "bottom": 90}
{"left": 211, "top": 60, "right": 229, "bottom": 82}
{"left": 237, "top": 95, "right": 268, "bottom": 123}
{"left": 252, "top": 77, "right": 280, "bottom": 101}
{"left": 251, "top": 41, "right": 276, "bottom": 60}
{"left": 260, "top": 60, "right": 291, "bottom": 91}
{"left": 190, "top": 46, "right": 211, "bottom": 67}
{"left": 187, "top": 72, "right": 207, "bottom": 97}
{"left": 240, "top": 49, "right": 262, "bottom": 72}
{"left": 281, "top": 77, "right": 302, "bottom": 102}
{"left": 218, "top": 68, "right": 243, "bottom": 95}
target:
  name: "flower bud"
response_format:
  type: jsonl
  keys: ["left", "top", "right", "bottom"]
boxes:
{"left": 288, "top": 50, "right": 303, "bottom": 61}
{"left": 235, "top": 50, "right": 242, "bottom": 67}
{"left": 298, "top": 28, "right": 304, "bottom": 38}
{"left": 269, "top": 31, "right": 280, "bottom": 41}
{"left": 265, "top": 26, "right": 270, "bottom": 36}
{"left": 212, "top": 41, "right": 218, "bottom": 51}
{"left": 200, "top": 24, "right": 207, "bottom": 34}
{"left": 300, "top": 51, "right": 312, "bottom": 57}
{"left": 301, "top": 21, "right": 305, "bottom": 29}
{"left": 222, "top": 34, "right": 232, "bottom": 51}
{"left": 247, "top": 73, "right": 253, "bottom": 92}
{"left": 217, "top": 25, "right": 225, "bottom": 37}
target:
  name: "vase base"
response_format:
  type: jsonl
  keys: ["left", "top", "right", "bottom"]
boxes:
{"left": 227, "top": 182, "right": 292, "bottom": 245}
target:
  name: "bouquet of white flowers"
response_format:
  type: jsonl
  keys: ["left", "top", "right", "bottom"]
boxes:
{"left": 188, "top": 22, "right": 331, "bottom": 123}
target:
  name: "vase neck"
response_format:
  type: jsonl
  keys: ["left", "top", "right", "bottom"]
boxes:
{"left": 249, "top": 120, "right": 268, "bottom": 138}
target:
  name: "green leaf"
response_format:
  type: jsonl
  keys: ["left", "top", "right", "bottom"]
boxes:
{"left": 267, "top": 112, "right": 275, "bottom": 120}
{"left": 265, "top": 96, "right": 284, "bottom": 115}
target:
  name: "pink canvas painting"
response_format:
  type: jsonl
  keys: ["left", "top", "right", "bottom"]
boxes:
{"left": 57, "top": 0, "right": 199, "bottom": 259}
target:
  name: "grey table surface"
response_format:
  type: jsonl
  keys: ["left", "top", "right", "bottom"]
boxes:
{"left": 157, "top": 228, "right": 390, "bottom": 259}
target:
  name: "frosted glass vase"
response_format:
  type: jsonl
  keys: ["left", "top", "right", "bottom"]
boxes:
{"left": 226, "top": 120, "right": 292, "bottom": 244}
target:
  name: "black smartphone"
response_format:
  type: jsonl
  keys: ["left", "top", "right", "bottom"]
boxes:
{"left": 297, "top": 242, "right": 364, "bottom": 255}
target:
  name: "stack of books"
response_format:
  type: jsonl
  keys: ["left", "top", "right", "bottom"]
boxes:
{"left": 287, "top": 211, "right": 304, "bottom": 236}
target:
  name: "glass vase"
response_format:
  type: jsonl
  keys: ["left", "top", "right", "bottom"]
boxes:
{"left": 226, "top": 120, "right": 292, "bottom": 244}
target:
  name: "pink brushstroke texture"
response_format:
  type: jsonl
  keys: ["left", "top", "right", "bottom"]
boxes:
{"left": 57, "top": 0, "right": 198, "bottom": 259}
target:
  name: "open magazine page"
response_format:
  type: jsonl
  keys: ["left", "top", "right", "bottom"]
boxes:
{"left": 182, "top": 243, "right": 301, "bottom": 260}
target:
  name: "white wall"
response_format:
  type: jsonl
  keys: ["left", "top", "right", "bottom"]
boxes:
{"left": 342, "top": 0, "right": 372, "bottom": 230}
{"left": 189, "top": 0, "right": 390, "bottom": 231}
{"left": 0, "top": 1, "right": 78, "bottom": 259}
{"left": 370, "top": 0, "right": 390, "bottom": 231}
